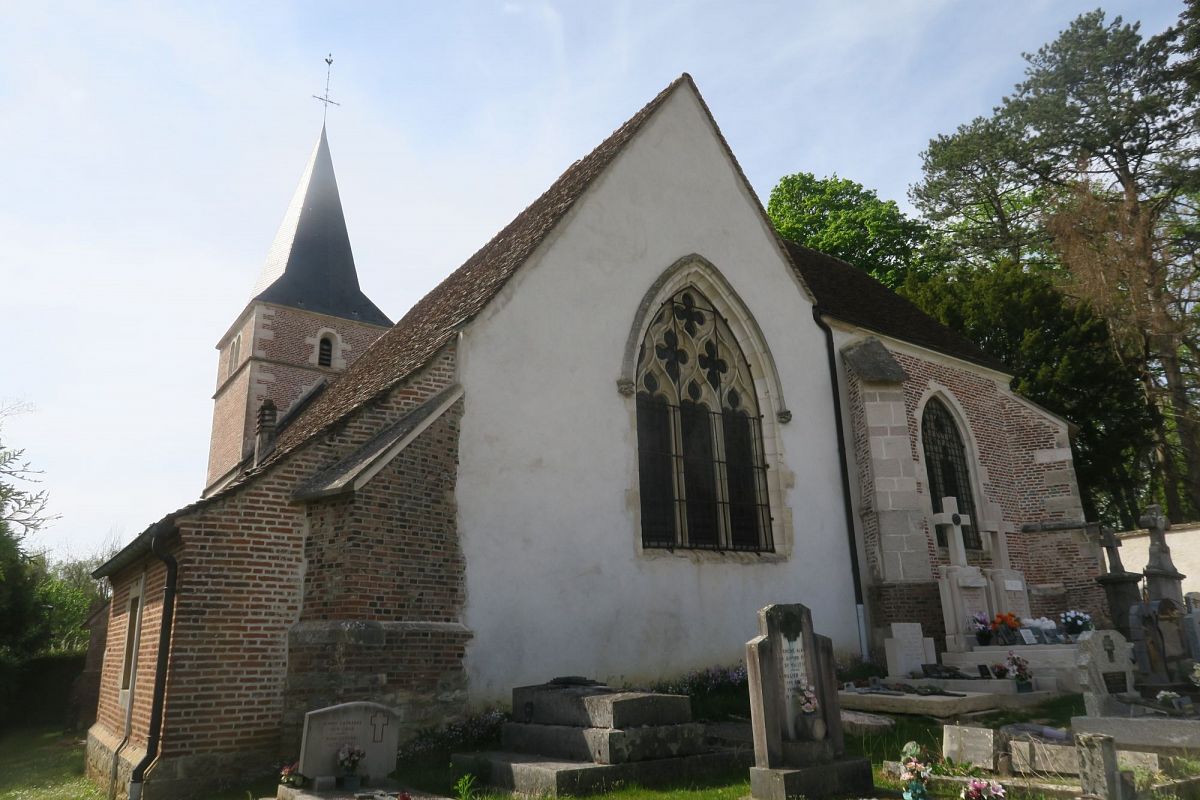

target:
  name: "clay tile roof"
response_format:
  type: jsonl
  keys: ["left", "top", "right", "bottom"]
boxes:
{"left": 267, "top": 73, "right": 695, "bottom": 461}
{"left": 782, "top": 240, "right": 1008, "bottom": 374}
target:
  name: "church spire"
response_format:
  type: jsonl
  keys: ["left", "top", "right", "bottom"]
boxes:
{"left": 252, "top": 127, "right": 391, "bottom": 326}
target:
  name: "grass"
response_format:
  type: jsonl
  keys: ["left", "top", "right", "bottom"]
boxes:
{"left": 0, "top": 727, "right": 104, "bottom": 800}
{"left": 0, "top": 726, "right": 276, "bottom": 800}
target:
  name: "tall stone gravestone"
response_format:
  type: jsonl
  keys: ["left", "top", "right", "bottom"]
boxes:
{"left": 1076, "top": 630, "right": 1135, "bottom": 717}
{"left": 934, "top": 498, "right": 993, "bottom": 652}
{"left": 883, "top": 623, "right": 937, "bottom": 679}
{"left": 1141, "top": 505, "right": 1186, "bottom": 607}
{"left": 980, "top": 523, "right": 1033, "bottom": 620}
{"left": 745, "top": 603, "right": 871, "bottom": 800}
{"left": 298, "top": 701, "right": 400, "bottom": 787}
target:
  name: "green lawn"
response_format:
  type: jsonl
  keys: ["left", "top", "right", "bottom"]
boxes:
{"left": 0, "top": 727, "right": 275, "bottom": 800}
{"left": 0, "top": 728, "right": 104, "bottom": 800}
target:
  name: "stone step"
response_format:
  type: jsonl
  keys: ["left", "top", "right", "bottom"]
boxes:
{"left": 511, "top": 683, "right": 692, "bottom": 728}
{"left": 452, "top": 748, "right": 751, "bottom": 798}
{"left": 501, "top": 721, "right": 707, "bottom": 764}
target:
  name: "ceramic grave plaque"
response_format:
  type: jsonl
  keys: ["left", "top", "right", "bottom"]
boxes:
{"left": 883, "top": 623, "right": 936, "bottom": 678}
{"left": 298, "top": 701, "right": 400, "bottom": 783}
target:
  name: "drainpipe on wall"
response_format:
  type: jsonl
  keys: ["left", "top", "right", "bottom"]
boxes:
{"left": 812, "top": 305, "right": 870, "bottom": 658}
{"left": 127, "top": 529, "right": 179, "bottom": 800}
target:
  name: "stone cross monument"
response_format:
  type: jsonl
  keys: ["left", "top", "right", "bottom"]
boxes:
{"left": 933, "top": 497, "right": 993, "bottom": 652}
{"left": 1140, "top": 505, "right": 1185, "bottom": 607}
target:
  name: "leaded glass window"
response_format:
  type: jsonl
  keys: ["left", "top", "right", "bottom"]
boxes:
{"left": 635, "top": 288, "right": 772, "bottom": 552}
{"left": 921, "top": 397, "right": 982, "bottom": 550}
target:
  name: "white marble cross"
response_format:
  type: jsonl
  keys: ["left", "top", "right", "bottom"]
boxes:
{"left": 932, "top": 496, "right": 971, "bottom": 567}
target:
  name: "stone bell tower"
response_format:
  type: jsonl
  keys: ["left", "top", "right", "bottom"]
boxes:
{"left": 205, "top": 126, "right": 391, "bottom": 495}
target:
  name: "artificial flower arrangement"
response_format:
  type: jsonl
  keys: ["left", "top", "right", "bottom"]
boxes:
{"left": 1191, "top": 663, "right": 1200, "bottom": 688}
{"left": 1157, "top": 690, "right": 1181, "bottom": 705}
{"left": 899, "top": 741, "right": 931, "bottom": 800}
{"left": 1005, "top": 651, "right": 1032, "bottom": 683}
{"left": 1060, "top": 610, "right": 1093, "bottom": 635}
{"left": 337, "top": 743, "right": 366, "bottom": 775}
{"left": 971, "top": 612, "right": 993, "bottom": 644}
{"left": 1022, "top": 616, "right": 1056, "bottom": 631}
{"left": 279, "top": 762, "right": 304, "bottom": 787}
{"left": 961, "top": 777, "right": 1006, "bottom": 800}
{"left": 991, "top": 612, "right": 1021, "bottom": 632}
{"left": 798, "top": 685, "right": 819, "bottom": 714}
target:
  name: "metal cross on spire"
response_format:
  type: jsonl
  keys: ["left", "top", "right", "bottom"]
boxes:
{"left": 312, "top": 53, "right": 340, "bottom": 123}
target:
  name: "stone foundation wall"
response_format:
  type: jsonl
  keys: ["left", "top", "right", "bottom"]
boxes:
{"left": 283, "top": 620, "right": 471, "bottom": 753}
{"left": 868, "top": 580, "right": 946, "bottom": 656}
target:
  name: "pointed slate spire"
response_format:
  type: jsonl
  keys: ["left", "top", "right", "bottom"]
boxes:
{"left": 252, "top": 126, "right": 391, "bottom": 326}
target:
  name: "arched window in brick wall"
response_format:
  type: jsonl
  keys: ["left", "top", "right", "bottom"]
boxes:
{"left": 921, "top": 396, "right": 982, "bottom": 550}
{"left": 635, "top": 287, "right": 772, "bottom": 552}
{"left": 318, "top": 336, "right": 333, "bottom": 367}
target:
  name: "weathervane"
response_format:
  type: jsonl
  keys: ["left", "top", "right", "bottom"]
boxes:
{"left": 313, "top": 53, "right": 340, "bottom": 123}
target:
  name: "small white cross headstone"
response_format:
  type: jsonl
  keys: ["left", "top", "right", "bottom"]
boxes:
{"left": 932, "top": 497, "right": 971, "bottom": 567}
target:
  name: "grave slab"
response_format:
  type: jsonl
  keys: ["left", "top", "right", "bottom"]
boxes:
{"left": 838, "top": 690, "right": 998, "bottom": 717}
{"left": 500, "top": 721, "right": 706, "bottom": 764}
{"left": 748, "top": 758, "right": 874, "bottom": 800}
{"left": 510, "top": 683, "right": 691, "bottom": 728}
{"left": 452, "top": 748, "right": 750, "bottom": 798}
{"left": 942, "top": 725, "right": 997, "bottom": 770}
{"left": 1071, "top": 716, "right": 1200, "bottom": 754}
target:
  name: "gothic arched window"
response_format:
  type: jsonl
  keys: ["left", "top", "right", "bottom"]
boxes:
{"left": 921, "top": 397, "right": 982, "bottom": 550}
{"left": 635, "top": 288, "right": 772, "bottom": 552}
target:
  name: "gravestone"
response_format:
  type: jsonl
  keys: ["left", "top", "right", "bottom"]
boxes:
{"left": 746, "top": 603, "right": 872, "bottom": 799}
{"left": 1077, "top": 630, "right": 1135, "bottom": 717}
{"left": 981, "top": 523, "right": 1033, "bottom": 621}
{"left": 1130, "top": 599, "right": 1191, "bottom": 686}
{"left": 933, "top": 498, "right": 993, "bottom": 652}
{"left": 298, "top": 701, "right": 400, "bottom": 786}
{"left": 1094, "top": 525, "right": 1143, "bottom": 641}
{"left": 883, "top": 623, "right": 936, "bottom": 679}
{"left": 1076, "top": 733, "right": 1135, "bottom": 800}
{"left": 1141, "top": 505, "right": 1186, "bottom": 607}
{"left": 941, "top": 725, "right": 998, "bottom": 770}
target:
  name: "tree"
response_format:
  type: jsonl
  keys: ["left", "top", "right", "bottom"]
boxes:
{"left": 911, "top": 116, "right": 1050, "bottom": 269}
{"left": 913, "top": 9, "right": 1200, "bottom": 520}
{"left": 903, "top": 263, "right": 1154, "bottom": 528}
{"left": 767, "top": 172, "right": 931, "bottom": 287}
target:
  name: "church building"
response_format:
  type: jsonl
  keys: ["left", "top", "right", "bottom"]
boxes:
{"left": 87, "top": 74, "right": 1105, "bottom": 799}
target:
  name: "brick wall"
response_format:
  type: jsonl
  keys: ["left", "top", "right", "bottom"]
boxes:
{"left": 89, "top": 346, "right": 467, "bottom": 799}
{"left": 845, "top": 337, "right": 1105, "bottom": 656}
{"left": 206, "top": 303, "right": 389, "bottom": 489}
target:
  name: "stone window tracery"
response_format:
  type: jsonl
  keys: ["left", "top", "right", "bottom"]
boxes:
{"left": 921, "top": 396, "right": 982, "bottom": 550}
{"left": 635, "top": 288, "right": 772, "bottom": 552}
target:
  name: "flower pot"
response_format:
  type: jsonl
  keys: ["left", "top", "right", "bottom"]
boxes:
{"left": 1015, "top": 679, "right": 1033, "bottom": 694}
{"left": 342, "top": 774, "right": 361, "bottom": 792}
{"left": 793, "top": 713, "right": 825, "bottom": 740}
{"left": 975, "top": 630, "right": 992, "bottom": 646}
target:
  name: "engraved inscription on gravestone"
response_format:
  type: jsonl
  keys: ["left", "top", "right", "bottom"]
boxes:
{"left": 781, "top": 635, "right": 810, "bottom": 739}
{"left": 298, "top": 701, "right": 400, "bottom": 783}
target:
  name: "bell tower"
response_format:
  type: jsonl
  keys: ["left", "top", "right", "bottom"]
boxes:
{"left": 205, "top": 126, "right": 391, "bottom": 495}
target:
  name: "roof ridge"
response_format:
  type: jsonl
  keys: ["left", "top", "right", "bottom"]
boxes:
{"left": 265, "top": 73, "right": 693, "bottom": 463}
{"left": 782, "top": 239, "right": 1007, "bottom": 374}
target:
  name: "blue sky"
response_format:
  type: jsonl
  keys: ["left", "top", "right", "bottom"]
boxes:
{"left": 1, "top": 1, "right": 1183, "bottom": 560}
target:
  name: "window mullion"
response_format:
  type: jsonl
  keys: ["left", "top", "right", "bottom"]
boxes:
{"left": 712, "top": 407, "right": 731, "bottom": 550}
{"left": 669, "top": 403, "right": 688, "bottom": 548}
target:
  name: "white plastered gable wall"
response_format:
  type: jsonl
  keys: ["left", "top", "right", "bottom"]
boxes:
{"left": 454, "top": 82, "right": 860, "bottom": 702}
